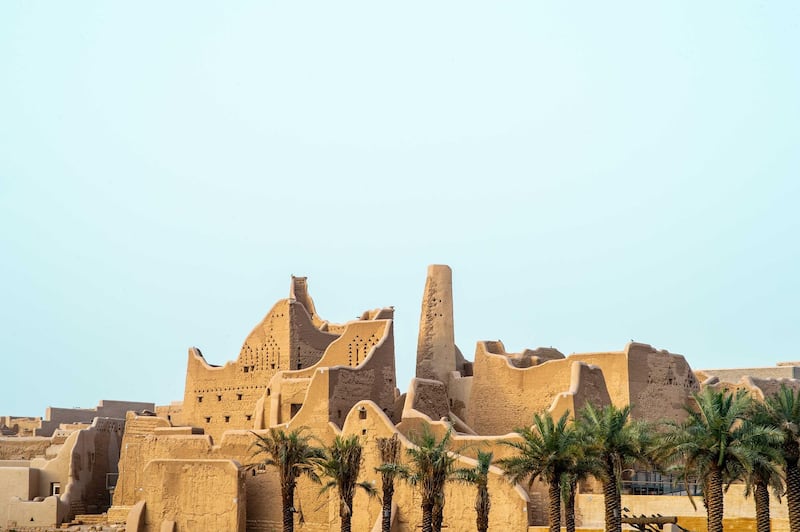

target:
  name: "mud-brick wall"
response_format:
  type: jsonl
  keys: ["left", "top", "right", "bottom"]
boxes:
{"left": 138, "top": 459, "right": 245, "bottom": 532}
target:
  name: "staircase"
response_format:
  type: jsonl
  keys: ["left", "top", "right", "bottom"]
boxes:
{"left": 68, "top": 513, "right": 108, "bottom": 526}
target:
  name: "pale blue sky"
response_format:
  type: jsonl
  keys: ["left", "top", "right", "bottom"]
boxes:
{"left": 1, "top": 3, "right": 798, "bottom": 416}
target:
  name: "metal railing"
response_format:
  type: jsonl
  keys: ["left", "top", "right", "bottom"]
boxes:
{"left": 621, "top": 472, "right": 702, "bottom": 497}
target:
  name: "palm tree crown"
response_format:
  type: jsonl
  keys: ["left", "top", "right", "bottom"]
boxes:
{"left": 579, "top": 403, "right": 650, "bottom": 532}
{"left": 743, "top": 399, "right": 785, "bottom": 532}
{"left": 655, "top": 388, "right": 782, "bottom": 532}
{"left": 497, "top": 410, "right": 580, "bottom": 532}
{"left": 765, "top": 385, "right": 800, "bottom": 531}
{"left": 404, "top": 427, "right": 459, "bottom": 532}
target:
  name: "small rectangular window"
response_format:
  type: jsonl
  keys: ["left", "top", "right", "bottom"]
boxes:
{"left": 246, "top": 414, "right": 252, "bottom": 421}
{"left": 243, "top": 367, "right": 249, "bottom": 373}
{"left": 237, "top": 394, "right": 243, "bottom": 401}
{"left": 197, "top": 396, "right": 203, "bottom": 403}
{"left": 224, "top": 416, "right": 230, "bottom": 423}
{"left": 205, "top": 417, "right": 211, "bottom": 423}
{"left": 217, "top": 395, "right": 222, "bottom": 401}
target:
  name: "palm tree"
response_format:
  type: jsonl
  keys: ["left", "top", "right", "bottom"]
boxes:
{"left": 375, "top": 434, "right": 406, "bottom": 532}
{"left": 765, "top": 385, "right": 800, "bottom": 532}
{"left": 579, "top": 403, "right": 650, "bottom": 532}
{"left": 454, "top": 451, "right": 493, "bottom": 532}
{"left": 404, "top": 427, "right": 458, "bottom": 532}
{"left": 497, "top": 410, "right": 580, "bottom": 532}
{"left": 250, "top": 428, "right": 325, "bottom": 532}
{"left": 744, "top": 400, "right": 785, "bottom": 532}
{"left": 317, "top": 434, "right": 377, "bottom": 532}
{"left": 654, "top": 388, "right": 782, "bottom": 532}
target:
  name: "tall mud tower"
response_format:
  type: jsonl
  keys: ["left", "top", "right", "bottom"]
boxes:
{"left": 416, "top": 264, "right": 458, "bottom": 384}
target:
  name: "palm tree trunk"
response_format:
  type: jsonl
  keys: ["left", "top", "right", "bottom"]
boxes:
{"left": 432, "top": 497, "right": 444, "bottom": 532}
{"left": 282, "top": 482, "right": 295, "bottom": 532}
{"left": 421, "top": 500, "right": 434, "bottom": 532}
{"left": 341, "top": 496, "right": 353, "bottom": 532}
{"left": 381, "top": 481, "right": 394, "bottom": 532}
{"left": 476, "top": 485, "right": 489, "bottom": 532}
{"left": 706, "top": 468, "right": 724, "bottom": 532}
{"left": 548, "top": 480, "right": 561, "bottom": 532}
{"left": 603, "top": 469, "right": 621, "bottom": 532}
{"left": 565, "top": 478, "right": 577, "bottom": 532}
{"left": 788, "top": 457, "right": 800, "bottom": 532}
{"left": 755, "top": 481, "right": 771, "bottom": 532}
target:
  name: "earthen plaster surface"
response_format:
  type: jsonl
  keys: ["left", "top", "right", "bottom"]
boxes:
{"left": 43, "top": 266, "right": 800, "bottom": 531}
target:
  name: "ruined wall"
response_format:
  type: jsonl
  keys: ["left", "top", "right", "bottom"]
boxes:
{"left": 700, "top": 376, "right": 800, "bottom": 404}
{"left": 1, "top": 418, "right": 125, "bottom": 527}
{"left": 570, "top": 343, "right": 698, "bottom": 423}
{"left": 548, "top": 362, "right": 614, "bottom": 422}
{"left": 743, "top": 377, "right": 800, "bottom": 399}
{"left": 406, "top": 378, "right": 450, "bottom": 422}
{"left": 37, "top": 400, "right": 152, "bottom": 437}
{"left": 28, "top": 418, "right": 125, "bottom": 521}
{"left": 465, "top": 341, "right": 612, "bottom": 435}
{"left": 155, "top": 401, "right": 184, "bottom": 426}
{"left": 134, "top": 459, "right": 246, "bottom": 532}
{"left": 567, "top": 349, "right": 631, "bottom": 409}
{"left": 0, "top": 437, "right": 52, "bottom": 460}
{"left": 262, "top": 319, "right": 396, "bottom": 428}
{"left": 700, "top": 365, "right": 800, "bottom": 384}
{"left": 61, "top": 418, "right": 125, "bottom": 515}
{"left": 1, "top": 416, "right": 42, "bottom": 436}
{"left": 181, "top": 298, "right": 339, "bottom": 441}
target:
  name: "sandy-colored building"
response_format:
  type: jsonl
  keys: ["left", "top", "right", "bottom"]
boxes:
{"left": 4, "top": 266, "right": 797, "bottom": 530}
{"left": 0, "top": 400, "right": 153, "bottom": 529}
{"left": 0, "top": 417, "right": 126, "bottom": 529}
{"left": 1, "top": 400, "right": 154, "bottom": 438}
{"left": 98, "top": 266, "right": 795, "bottom": 531}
